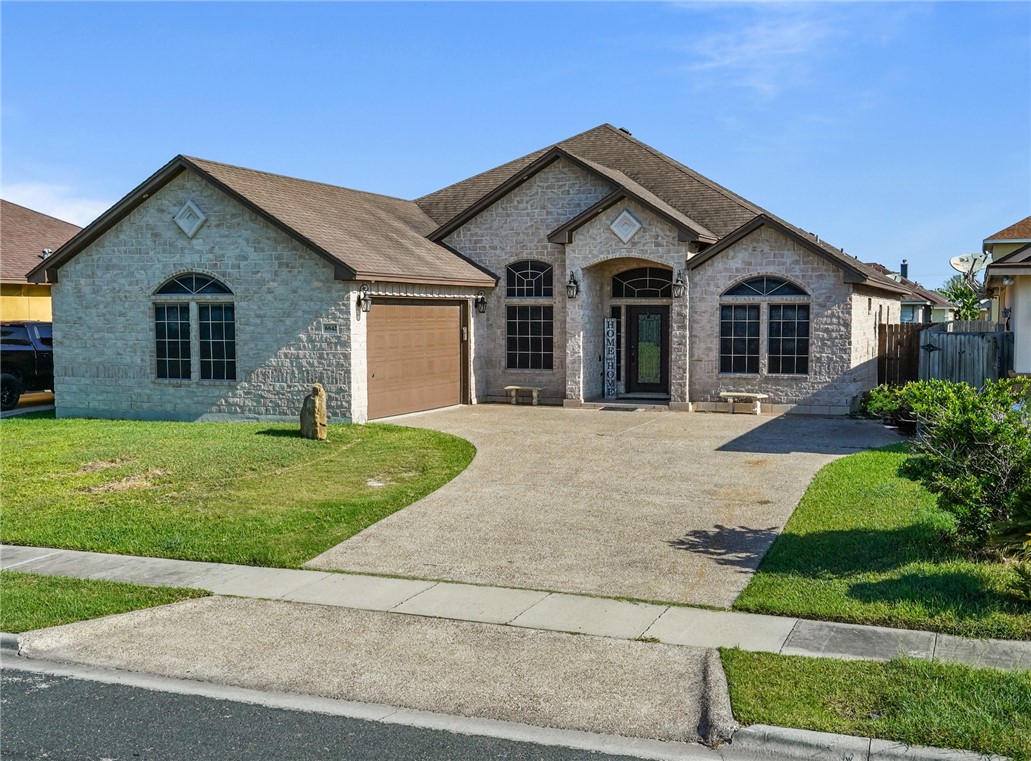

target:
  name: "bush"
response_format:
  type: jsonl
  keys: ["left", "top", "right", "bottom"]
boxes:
{"left": 871, "top": 380, "right": 1031, "bottom": 554}
{"left": 993, "top": 488, "right": 1031, "bottom": 600}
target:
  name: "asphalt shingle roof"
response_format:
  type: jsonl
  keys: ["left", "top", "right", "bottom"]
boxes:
{"left": 985, "top": 215, "right": 1031, "bottom": 242}
{"left": 184, "top": 157, "right": 494, "bottom": 286}
{"left": 1, "top": 200, "right": 80, "bottom": 281}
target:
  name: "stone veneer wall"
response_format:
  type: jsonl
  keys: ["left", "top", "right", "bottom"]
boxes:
{"left": 564, "top": 200, "right": 691, "bottom": 403}
{"left": 851, "top": 286, "right": 901, "bottom": 396}
{"left": 444, "top": 159, "right": 614, "bottom": 403}
{"left": 688, "top": 226, "right": 896, "bottom": 414}
{"left": 52, "top": 171, "right": 360, "bottom": 422}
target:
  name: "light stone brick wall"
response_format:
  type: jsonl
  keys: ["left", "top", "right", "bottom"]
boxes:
{"left": 688, "top": 226, "right": 898, "bottom": 414}
{"left": 444, "top": 159, "right": 614, "bottom": 403}
{"left": 851, "top": 286, "right": 901, "bottom": 395}
{"left": 565, "top": 200, "right": 690, "bottom": 402}
{"left": 52, "top": 171, "right": 361, "bottom": 422}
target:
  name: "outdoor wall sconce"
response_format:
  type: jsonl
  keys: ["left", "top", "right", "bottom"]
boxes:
{"left": 566, "top": 272, "right": 579, "bottom": 299}
{"left": 474, "top": 291, "right": 487, "bottom": 314}
{"left": 672, "top": 270, "right": 686, "bottom": 299}
{"left": 357, "top": 284, "right": 372, "bottom": 318}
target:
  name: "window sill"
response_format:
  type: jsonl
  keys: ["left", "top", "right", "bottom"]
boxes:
{"left": 718, "top": 373, "right": 760, "bottom": 378}
{"left": 505, "top": 368, "right": 555, "bottom": 373}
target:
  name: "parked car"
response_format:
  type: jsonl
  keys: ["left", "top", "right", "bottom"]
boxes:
{"left": 1, "top": 321, "right": 54, "bottom": 411}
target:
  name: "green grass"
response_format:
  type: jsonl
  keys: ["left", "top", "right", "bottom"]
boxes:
{"left": 734, "top": 446, "right": 1031, "bottom": 639}
{"left": 1, "top": 414, "right": 474, "bottom": 567}
{"left": 0, "top": 571, "right": 208, "bottom": 632}
{"left": 722, "top": 649, "right": 1031, "bottom": 761}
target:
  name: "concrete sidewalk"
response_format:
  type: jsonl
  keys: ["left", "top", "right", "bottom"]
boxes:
{"left": 4, "top": 544, "right": 1030, "bottom": 670}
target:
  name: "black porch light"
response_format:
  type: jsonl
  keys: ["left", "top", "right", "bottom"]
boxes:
{"left": 565, "top": 271, "right": 579, "bottom": 299}
{"left": 357, "top": 284, "right": 372, "bottom": 318}
{"left": 474, "top": 290, "right": 487, "bottom": 314}
{"left": 672, "top": 270, "right": 686, "bottom": 299}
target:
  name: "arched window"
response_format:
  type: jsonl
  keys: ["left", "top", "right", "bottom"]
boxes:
{"left": 155, "top": 273, "right": 233, "bottom": 295}
{"left": 505, "top": 261, "right": 553, "bottom": 370}
{"left": 612, "top": 267, "right": 673, "bottom": 298}
{"left": 506, "top": 261, "right": 553, "bottom": 298}
{"left": 722, "top": 277, "right": 807, "bottom": 298}
{"left": 719, "top": 277, "right": 810, "bottom": 376}
{"left": 153, "top": 273, "right": 236, "bottom": 381}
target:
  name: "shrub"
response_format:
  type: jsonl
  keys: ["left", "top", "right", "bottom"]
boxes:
{"left": 993, "top": 488, "right": 1031, "bottom": 600}
{"left": 879, "top": 379, "right": 1031, "bottom": 553}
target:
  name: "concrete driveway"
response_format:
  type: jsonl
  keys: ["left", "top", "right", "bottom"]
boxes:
{"left": 307, "top": 406, "right": 900, "bottom": 608}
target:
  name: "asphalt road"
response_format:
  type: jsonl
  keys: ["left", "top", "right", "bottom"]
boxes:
{"left": 0, "top": 665, "right": 646, "bottom": 761}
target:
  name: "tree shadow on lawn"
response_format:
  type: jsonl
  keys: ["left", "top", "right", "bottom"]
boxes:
{"left": 848, "top": 571, "right": 1029, "bottom": 618}
{"left": 670, "top": 523, "right": 947, "bottom": 576}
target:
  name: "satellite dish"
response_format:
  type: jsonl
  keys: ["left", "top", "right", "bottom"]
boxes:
{"left": 949, "top": 253, "right": 989, "bottom": 275}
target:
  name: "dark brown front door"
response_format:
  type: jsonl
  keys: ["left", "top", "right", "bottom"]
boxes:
{"left": 366, "top": 301, "right": 464, "bottom": 419}
{"left": 626, "top": 305, "right": 669, "bottom": 395}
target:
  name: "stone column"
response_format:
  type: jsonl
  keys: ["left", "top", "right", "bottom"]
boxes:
{"left": 564, "top": 267, "right": 585, "bottom": 405}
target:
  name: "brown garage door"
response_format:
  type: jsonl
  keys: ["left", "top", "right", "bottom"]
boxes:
{"left": 367, "top": 300, "right": 463, "bottom": 419}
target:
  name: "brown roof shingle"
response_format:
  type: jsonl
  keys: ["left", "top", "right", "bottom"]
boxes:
{"left": 1, "top": 200, "right": 80, "bottom": 282}
{"left": 985, "top": 215, "right": 1031, "bottom": 242}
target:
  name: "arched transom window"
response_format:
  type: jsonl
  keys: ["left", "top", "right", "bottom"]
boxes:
{"left": 611, "top": 267, "right": 673, "bottom": 298}
{"left": 153, "top": 273, "right": 236, "bottom": 381}
{"left": 722, "top": 277, "right": 807, "bottom": 298}
{"left": 155, "top": 273, "right": 233, "bottom": 295}
{"left": 506, "top": 261, "right": 553, "bottom": 298}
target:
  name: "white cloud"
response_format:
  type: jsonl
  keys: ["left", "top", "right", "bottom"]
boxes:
{"left": 684, "top": 7, "right": 835, "bottom": 97}
{"left": 2, "top": 182, "right": 112, "bottom": 227}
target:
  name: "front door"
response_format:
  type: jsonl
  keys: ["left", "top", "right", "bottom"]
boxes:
{"left": 626, "top": 305, "right": 669, "bottom": 395}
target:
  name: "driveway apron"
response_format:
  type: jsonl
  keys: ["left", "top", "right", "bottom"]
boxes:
{"left": 307, "top": 406, "right": 900, "bottom": 608}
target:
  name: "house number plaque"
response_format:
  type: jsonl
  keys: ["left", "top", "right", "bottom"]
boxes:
{"left": 604, "top": 318, "right": 618, "bottom": 399}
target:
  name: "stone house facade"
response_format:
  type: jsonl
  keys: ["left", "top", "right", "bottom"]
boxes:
{"left": 30, "top": 124, "right": 906, "bottom": 421}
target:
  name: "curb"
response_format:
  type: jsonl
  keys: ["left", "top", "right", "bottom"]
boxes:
{"left": 729, "top": 725, "right": 1010, "bottom": 761}
{"left": 0, "top": 632, "right": 21, "bottom": 652}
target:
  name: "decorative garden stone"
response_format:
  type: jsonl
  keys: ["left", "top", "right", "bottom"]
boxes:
{"left": 300, "top": 383, "right": 327, "bottom": 440}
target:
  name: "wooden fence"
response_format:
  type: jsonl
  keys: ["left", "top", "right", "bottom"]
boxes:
{"left": 877, "top": 323, "right": 924, "bottom": 385}
{"left": 918, "top": 322, "right": 1014, "bottom": 387}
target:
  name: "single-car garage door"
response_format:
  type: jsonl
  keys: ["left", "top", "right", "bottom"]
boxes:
{"left": 366, "top": 300, "right": 464, "bottom": 419}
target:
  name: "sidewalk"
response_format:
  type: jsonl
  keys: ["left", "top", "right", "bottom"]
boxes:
{"left": 3, "top": 543, "right": 1030, "bottom": 670}
{"left": 4, "top": 544, "right": 1026, "bottom": 668}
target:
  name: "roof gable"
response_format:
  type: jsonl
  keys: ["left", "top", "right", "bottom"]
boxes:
{"left": 988, "top": 241, "right": 1031, "bottom": 267}
{"left": 686, "top": 214, "right": 908, "bottom": 295}
{"left": 1, "top": 200, "right": 81, "bottom": 282}
{"left": 417, "top": 124, "right": 759, "bottom": 239}
{"left": 28, "top": 157, "right": 496, "bottom": 287}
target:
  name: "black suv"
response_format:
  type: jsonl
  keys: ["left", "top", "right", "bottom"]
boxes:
{"left": 0, "top": 322, "right": 54, "bottom": 411}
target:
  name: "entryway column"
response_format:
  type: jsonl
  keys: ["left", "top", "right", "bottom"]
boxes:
{"left": 670, "top": 273, "right": 690, "bottom": 408}
{"left": 564, "top": 267, "right": 585, "bottom": 405}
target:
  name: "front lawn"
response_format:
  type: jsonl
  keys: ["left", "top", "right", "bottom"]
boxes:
{"left": 722, "top": 649, "right": 1031, "bottom": 761}
{"left": 1, "top": 414, "right": 474, "bottom": 567}
{"left": 734, "top": 446, "right": 1030, "bottom": 639}
{"left": 0, "top": 571, "right": 207, "bottom": 633}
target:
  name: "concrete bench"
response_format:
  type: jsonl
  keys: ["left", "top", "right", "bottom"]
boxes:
{"left": 719, "top": 391, "right": 769, "bottom": 415}
{"left": 504, "top": 385, "right": 541, "bottom": 405}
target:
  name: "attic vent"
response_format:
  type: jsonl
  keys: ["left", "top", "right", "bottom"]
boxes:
{"left": 618, "top": 127, "right": 632, "bottom": 135}
{"left": 610, "top": 209, "right": 643, "bottom": 243}
{"left": 173, "top": 200, "right": 208, "bottom": 239}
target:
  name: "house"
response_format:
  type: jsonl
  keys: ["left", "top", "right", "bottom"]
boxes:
{"left": 1, "top": 200, "right": 81, "bottom": 321}
{"left": 27, "top": 124, "right": 906, "bottom": 422}
{"left": 984, "top": 215, "right": 1031, "bottom": 374}
{"left": 864, "top": 260, "right": 955, "bottom": 323}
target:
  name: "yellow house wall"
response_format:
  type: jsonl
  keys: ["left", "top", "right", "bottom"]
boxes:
{"left": 0, "top": 284, "right": 52, "bottom": 321}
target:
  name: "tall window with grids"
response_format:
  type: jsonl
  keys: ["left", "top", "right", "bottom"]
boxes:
{"left": 505, "top": 261, "right": 554, "bottom": 370}
{"left": 153, "top": 273, "right": 235, "bottom": 381}
{"left": 719, "top": 277, "right": 809, "bottom": 376}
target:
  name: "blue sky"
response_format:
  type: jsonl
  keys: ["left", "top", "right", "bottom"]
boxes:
{"left": 3, "top": 1, "right": 1028, "bottom": 289}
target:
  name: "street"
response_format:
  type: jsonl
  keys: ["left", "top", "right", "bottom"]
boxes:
{"left": 0, "top": 660, "right": 656, "bottom": 761}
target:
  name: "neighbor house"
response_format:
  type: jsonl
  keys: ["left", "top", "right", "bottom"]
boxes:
{"left": 984, "top": 215, "right": 1031, "bottom": 374}
{"left": 1, "top": 200, "right": 81, "bottom": 321}
{"left": 864, "top": 260, "right": 955, "bottom": 323}
{"left": 28, "top": 124, "right": 906, "bottom": 422}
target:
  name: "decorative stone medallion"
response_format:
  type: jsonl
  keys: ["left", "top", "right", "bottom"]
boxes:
{"left": 610, "top": 209, "right": 643, "bottom": 243}
{"left": 173, "top": 200, "right": 208, "bottom": 238}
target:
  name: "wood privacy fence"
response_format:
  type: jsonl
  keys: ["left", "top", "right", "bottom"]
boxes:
{"left": 878, "top": 323, "right": 924, "bottom": 385}
{"left": 917, "top": 322, "right": 1014, "bottom": 387}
